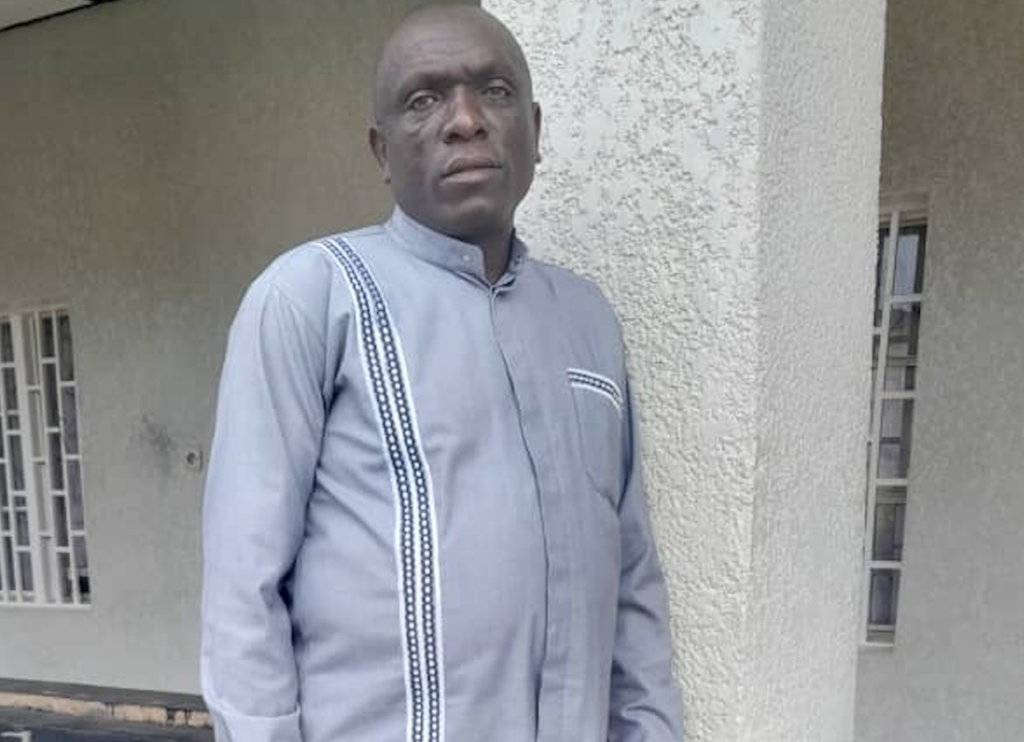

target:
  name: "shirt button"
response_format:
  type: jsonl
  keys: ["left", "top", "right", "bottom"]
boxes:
{"left": 462, "top": 254, "right": 472, "bottom": 263}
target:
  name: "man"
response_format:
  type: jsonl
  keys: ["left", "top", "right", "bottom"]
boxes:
{"left": 201, "top": 5, "right": 682, "bottom": 742}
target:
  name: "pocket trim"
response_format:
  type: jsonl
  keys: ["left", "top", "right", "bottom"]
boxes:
{"left": 567, "top": 367, "right": 623, "bottom": 415}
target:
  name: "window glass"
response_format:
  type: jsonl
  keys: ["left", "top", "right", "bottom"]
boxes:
{"left": 57, "top": 314, "right": 75, "bottom": 382}
{"left": 0, "top": 322, "right": 12, "bottom": 364}
{"left": 872, "top": 503, "right": 906, "bottom": 560}
{"left": 869, "top": 569, "right": 900, "bottom": 626}
{"left": 893, "top": 231, "right": 924, "bottom": 295}
{"left": 878, "top": 400, "right": 914, "bottom": 479}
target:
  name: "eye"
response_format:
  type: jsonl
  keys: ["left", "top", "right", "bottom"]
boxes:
{"left": 481, "top": 82, "right": 513, "bottom": 100}
{"left": 407, "top": 91, "right": 440, "bottom": 112}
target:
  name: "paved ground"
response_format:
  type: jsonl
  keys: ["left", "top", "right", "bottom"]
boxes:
{"left": 0, "top": 708, "right": 211, "bottom": 742}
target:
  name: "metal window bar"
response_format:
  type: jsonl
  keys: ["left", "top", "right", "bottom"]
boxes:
{"left": 0, "top": 309, "right": 90, "bottom": 607}
{"left": 1, "top": 317, "right": 29, "bottom": 603}
{"left": 10, "top": 318, "right": 43, "bottom": 603}
{"left": 862, "top": 208, "right": 926, "bottom": 644}
{"left": 0, "top": 318, "right": 16, "bottom": 602}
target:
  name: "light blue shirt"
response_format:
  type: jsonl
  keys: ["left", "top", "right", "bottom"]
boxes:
{"left": 201, "top": 208, "right": 682, "bottom": 742}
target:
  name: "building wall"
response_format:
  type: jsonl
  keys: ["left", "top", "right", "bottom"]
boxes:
{"left": 485, "top": 1, "right": 884, "bottom": 740}
{"left": 745, "top": 0, "right": 885, "bottom": 739}
{"left": 856, "top": 1, "right": 1024, "bottom": 740}
{"left": 0, "top": 0, "right": 421, "bottom": 692}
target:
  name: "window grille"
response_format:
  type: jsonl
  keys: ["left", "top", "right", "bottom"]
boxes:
{"left": 0, "top": 309, "right": 91, "bottom": 606}
{"left": 863, "top": 205, "right": 926, "bottom": 643}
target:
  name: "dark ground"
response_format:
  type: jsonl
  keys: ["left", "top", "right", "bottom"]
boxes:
{"left": 0, "top": 708, "right": 212, "bottom": 742}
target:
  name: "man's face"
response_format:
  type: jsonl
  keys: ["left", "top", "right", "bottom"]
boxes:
{"left": 370, "top": 14, "right": 541, "bottom": 244}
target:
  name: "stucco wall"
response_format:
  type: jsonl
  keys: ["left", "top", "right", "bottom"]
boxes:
{"left": 746, "top": 0, "right": 885, "bottom": 739}
{"left": 856, "top": 1, "right": 1024, "bottom": 740}
{"left": 0, "top": 0, "right": 415, "bottom": 692}
{"left": 485, "top": 1, "right": 884, "bottom": 740}
{"left": 482, "top": 2, "right": 760, "bottom": 737}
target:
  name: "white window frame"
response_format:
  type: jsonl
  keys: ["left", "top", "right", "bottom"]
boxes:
{"left": 0, "top": 306, "right": 91, "bottom": 608}
{"left": 861, "top": 196, "right": 928, "bottom": 646}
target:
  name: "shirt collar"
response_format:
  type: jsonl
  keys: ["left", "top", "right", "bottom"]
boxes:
{"left": 383, "top": 206, "right": 529, "bottom": 285}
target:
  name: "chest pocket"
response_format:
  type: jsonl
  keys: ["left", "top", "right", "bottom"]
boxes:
{"left": 567, "top": 368, "right": 625, "bottom": 510}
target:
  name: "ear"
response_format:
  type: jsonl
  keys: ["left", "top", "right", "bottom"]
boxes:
{"left": 369, "top": 125, "right": 391, "bottom": 183}
{"left": 532, "top": 102, "right": 543, "bottom": 164}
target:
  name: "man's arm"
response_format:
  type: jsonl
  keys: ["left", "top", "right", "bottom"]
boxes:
{"left": 201, "top": 276, "right": 329, "bottom": 742}
{"left": 609, "top": 381, "right": 685, "bottom": 742}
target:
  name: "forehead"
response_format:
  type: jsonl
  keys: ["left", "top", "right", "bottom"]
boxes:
{"left": 383, "top": 17, "right": 525, "bottom": 93}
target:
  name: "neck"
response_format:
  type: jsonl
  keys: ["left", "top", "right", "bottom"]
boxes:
{"left": 452, "top": 224, "right": 513, "bottom": 283}
{"left": 477, "top": 231, "right": 512, "bottom": 284}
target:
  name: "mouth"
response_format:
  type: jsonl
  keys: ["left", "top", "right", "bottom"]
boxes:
{"left": 442, "top": 156, "right": 502, "bottom": 179}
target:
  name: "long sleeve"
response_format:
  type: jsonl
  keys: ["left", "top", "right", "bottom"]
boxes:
{"left": 608, "top": 382, "right": 685, "bottom": 742}
{"left": 201, "top": 276, "right": 331, "bottom": 742}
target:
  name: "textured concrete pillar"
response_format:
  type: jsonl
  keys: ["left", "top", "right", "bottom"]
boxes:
{"left": 484, "top": 1, "right": 886, "bottom": 740}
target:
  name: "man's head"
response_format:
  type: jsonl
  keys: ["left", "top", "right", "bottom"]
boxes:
{"left": 370, "top": 5, "right": 541, "bottom": 247}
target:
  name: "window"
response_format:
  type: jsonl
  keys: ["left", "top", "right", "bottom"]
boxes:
{"left": 863, "top": 203, "right": 926, "bottom": 643}
{"left": 0, "top": 309, "right": 91, "bottom": 606}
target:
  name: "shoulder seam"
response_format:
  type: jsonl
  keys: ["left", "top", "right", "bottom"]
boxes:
{"left": 266, "top": 282, "right": 328, "bottom": 355}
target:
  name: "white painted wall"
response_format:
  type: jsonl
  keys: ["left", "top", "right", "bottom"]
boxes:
{"left": 485, "top": 0, "right": 885, "bottom": 740}
{"left": 0, "top": 0, "right": 412, "bottom": 692}
{"left": 856, "top": 1, "right": 1024, "bottom": 739}
{"left": 748, "top": 0, "right": 885, "bottom": 739}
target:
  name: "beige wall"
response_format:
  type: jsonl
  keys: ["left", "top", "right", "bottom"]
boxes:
{"left": 856, "top": 0, "right": 1024, "bottom": 739}
{"left": 0, "top": 0, "right": 420, "bottom": 692}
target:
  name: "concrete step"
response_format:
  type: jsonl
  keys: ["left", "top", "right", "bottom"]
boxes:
{"left": 0, "top": 706, "right": 212, "bottom": 741}
{"left": 0, "top": 681, "right": 209, "bottom": 731}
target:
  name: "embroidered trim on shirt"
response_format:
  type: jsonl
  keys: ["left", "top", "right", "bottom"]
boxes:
{"left": 567, "top": 367, "right": 624, "bottom": 414}
{"left": 320, "top": 237, "right": 446, "bottom": 742}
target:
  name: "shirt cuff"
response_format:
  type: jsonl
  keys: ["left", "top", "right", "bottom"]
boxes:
{"left": 208, "top": 701, "right": 301, "bottom": 742}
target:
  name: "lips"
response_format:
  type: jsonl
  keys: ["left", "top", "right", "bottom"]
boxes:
{"left": 442, "top": 156, "right": 502, "bottom": 178}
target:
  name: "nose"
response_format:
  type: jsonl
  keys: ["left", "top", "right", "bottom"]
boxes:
{"left": 442, "top": 87, "right": 487, "bottom": 143}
